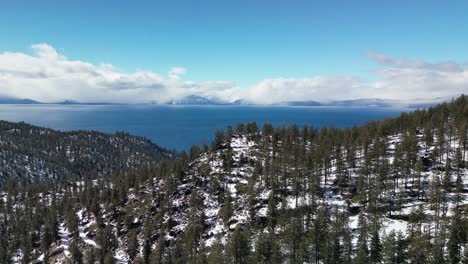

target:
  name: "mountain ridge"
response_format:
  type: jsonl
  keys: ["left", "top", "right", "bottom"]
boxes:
{"left": 0, "top": 120, "right": 173, "bottom": 185}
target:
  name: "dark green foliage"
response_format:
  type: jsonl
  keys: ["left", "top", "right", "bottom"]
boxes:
{"left": 254, "top": 232, "right": 282, "bottom": 264}
{"left": 226, "top": 227, "right": 251, "bottom": 264}
{"left": 0, "top": 120, "right": 173, "bottom": 186}
{"left": 69, "top": 240, "right": 83, "bottom": 264}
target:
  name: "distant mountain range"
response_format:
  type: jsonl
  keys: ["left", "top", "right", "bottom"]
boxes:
{"left": 0, "top": 97, "right": 116, "bottom": 105}
{"left": 165, "top": 96, "right": 452, "bottom": 108}
{"left": 166, "top": 95, "right": 231, "bottom": 105}
{"left": 0, "top": 95, "right": 458, "bottom": 108}
{"left": 0, "top": 97, "right": 41, "bottom": 104}
{"left": 57, "top": 100, "right": 116, "bottom": 105}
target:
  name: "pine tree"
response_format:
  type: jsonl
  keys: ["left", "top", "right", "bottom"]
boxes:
{"left": 254, "top": 232, "right": 275, "bottom": 264}
{"left": 407, "top": 233, "right": 430, "bottom": 264}
{"left": 382, "top": 231, "right": 397, "bottom": 264}
{"left": 127, "top": 230, "right": 139, "bottom": 261}
{"left": 142, "top": 224, "right": 153, "bottom": 264}
{"left": 310, "top": 206, "right": 330, "bottom": 264}
{"left": 207, "top": 241, "right": 224, "bottom": 264}
{"left": 355, "top": 214, "right": 369, "bottom": 264}
{"left": 414, "top": 158, "right": 424, "bottom": 199}
{"left": 151, "top": 234, "right": 165, "bottom": 264}
{"left": 103, "top": 251, "right": 116, "bottom": 264}
{"left": 284, "top": 216, "right": 305, "bottom": 264}
{"left": 369, "top": 229, "right": 382, "bottom": 264}
{"left": 447, "top": 207, "right": 465, "bottom": 264}
{"left": 221, "top": 192, "right": 233, "bottom": 226}
{"left": 226, "top": 227, "right": 251, "bottom": 264}
{"left": 86, "top": 248, "right": 97, "bottom": 264}
{"left": 69, "top": 240, "right": 83, "bottom": 264}
{"left": 266, "top": 191, "right": 277, "bottom": 231}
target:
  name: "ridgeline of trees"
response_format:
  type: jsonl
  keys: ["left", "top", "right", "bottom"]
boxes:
{"left": 0, "top": 121, "right": 173, "bottom": 187}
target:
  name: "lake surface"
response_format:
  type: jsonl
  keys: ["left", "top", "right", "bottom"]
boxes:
{"left": 0, "top": 104, "right": 411, "bottom": 151}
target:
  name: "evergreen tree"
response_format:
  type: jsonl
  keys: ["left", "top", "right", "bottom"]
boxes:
{"left": 447, "top": 207, "right": 465, "bottom": 264}
{"left": 369, "top": 229, "right": 382, "bottom": 264}
{"left": 69, "top": 240, "right": 83, "bottom": 264}
{"left": 226, "top": 227, "right": 251, "bottom": 264}
{"left": 355, "top": 214, "right": 369, "bottom": 264}
{"left": 207, "top": 241, "right": 224, "bottom": 264}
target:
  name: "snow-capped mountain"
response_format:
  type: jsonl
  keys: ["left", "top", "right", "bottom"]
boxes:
{"left": 166, "top": 95, "right": 230, "bottom": 105}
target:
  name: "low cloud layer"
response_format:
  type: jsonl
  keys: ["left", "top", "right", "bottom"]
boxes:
{"left": 0, "top": 44, "right": 238, "bottom": 103}
{"left": 0, "top": 44, "right": 466, "bottom": 104}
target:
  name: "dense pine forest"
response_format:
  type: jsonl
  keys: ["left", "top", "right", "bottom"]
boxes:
{"left": 0, "top": 121, "right": 172, "bottom": 187}
{"left": 0, "top": 95, "right": 467, "bottom": 264}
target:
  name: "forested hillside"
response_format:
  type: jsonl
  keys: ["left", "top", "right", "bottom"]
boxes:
{"left": 0, "top": 95, "right": 466, "bottom": 264}
{"left": 0, "top": 121, "right": 172, "bottom": 186}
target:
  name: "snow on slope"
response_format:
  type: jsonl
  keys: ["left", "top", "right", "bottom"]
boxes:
{"left": 161, "top": 130, "right": 467, "bottom": 251}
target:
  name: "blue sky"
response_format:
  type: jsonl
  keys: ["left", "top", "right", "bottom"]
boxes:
{"left": 0, "top": 0, "right": 467, "bottom": 103}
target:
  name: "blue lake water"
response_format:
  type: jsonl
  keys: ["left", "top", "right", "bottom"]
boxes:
{"left": 0, "top": 104, "right": 411, "bottom": 151}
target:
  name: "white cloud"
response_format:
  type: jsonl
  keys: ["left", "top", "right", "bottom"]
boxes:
{"left": 0, "top": 44, "right": 466, "bottom": 104}
{"left": 247, "top": 53, "right": 467, "bottom": 103}
{"left": 31, "top": 43, "right": 63, "bottom": 60}
{"left": 367, "top": 67, "right": 468, "bottom": 99}
{"left": 246, "top": 77, "right": 362, "bottom": 104}
{"left": 0, "top": 44, "right": 237, "bottom": 103}
{"left": 168, "top": 67, "right": 187, "bottom": 79}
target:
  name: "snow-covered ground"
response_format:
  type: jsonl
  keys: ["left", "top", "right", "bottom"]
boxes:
{"left": 3, "top": 127, "right": 467, "bottom": 263}
{"left": 77, "top": 209, "right": 100, "bottom": 248}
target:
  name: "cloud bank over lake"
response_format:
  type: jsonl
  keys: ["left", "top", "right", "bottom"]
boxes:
{"left": 0, "top": 44, "right": 466, "bottom": 104}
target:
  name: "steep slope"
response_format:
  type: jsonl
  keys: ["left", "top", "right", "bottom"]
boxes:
{"left": 0, "top": 121, "right": 172, "bottom": 184}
